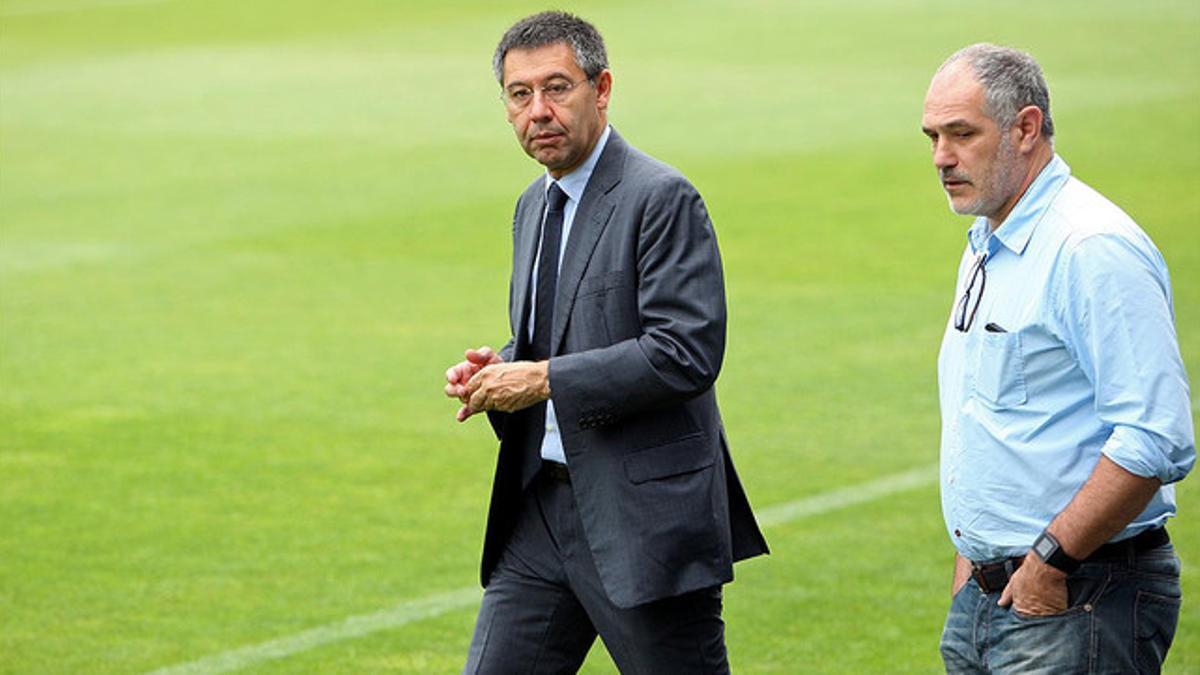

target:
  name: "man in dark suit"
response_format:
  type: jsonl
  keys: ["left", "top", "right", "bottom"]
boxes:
{"left": 444, "top": 11, "right": 768, "bottom": 672}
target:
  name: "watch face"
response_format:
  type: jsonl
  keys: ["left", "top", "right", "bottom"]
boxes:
{"left": 1034, "top": 536, "right": 1056, "bottom": 558}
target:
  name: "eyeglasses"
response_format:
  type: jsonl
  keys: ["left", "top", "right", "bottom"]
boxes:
{"left": 500, "top": 77, "right": 592, "bottom": 111}
{"left": 954, "top": 252, "right": 987, "bottom": 332}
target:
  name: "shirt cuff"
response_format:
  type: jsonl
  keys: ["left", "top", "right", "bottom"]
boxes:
{"left": 1101, "top": 425, "right": 1195, "bottom": 485}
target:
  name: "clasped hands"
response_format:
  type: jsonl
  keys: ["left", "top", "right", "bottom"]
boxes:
{"left": 444, "top": 346, "right": 551, "bottom": 422}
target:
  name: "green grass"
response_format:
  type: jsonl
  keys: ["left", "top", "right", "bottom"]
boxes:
{"left": 1, "top": 0, "right": 1197, "bottom": 672}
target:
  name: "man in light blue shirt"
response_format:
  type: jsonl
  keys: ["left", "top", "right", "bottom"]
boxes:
{"left": 922, "top": 44, "right": 1194, "bottom": 673}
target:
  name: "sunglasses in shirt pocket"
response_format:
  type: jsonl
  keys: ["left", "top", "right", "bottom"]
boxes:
{"left": 972, "top": 331, "right": 1028, "bottom": 408}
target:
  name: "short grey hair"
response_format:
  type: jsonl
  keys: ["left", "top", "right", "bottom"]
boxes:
{"left": 493, "top": 11, "right": 608, "bottom": 84}
{"left": 939, "top": 43, "right": 1054, "bottom": 140}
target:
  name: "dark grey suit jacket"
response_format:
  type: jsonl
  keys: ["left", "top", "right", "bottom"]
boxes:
{"left": 483, "top": 128, "right": 768, "bottom": 609}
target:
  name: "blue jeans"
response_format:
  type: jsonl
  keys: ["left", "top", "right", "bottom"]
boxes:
{"left": 940, "top": 544, "right": 1181, "bottom": 674}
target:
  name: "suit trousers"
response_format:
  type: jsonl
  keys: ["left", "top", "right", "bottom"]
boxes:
{"left": 464, "top": 468, "right": 730, "bottom": 674}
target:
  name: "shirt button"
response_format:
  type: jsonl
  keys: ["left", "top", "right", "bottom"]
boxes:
{"left": 546, "top": 424, "right": 556, "bottom": 432}
{"left": 954, "top": 529, "right": 962, "bottom": 537}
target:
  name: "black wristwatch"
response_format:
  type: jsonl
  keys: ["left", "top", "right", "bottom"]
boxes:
{"left": 1031, "top": 530, "right": 1081, "bottom": 574}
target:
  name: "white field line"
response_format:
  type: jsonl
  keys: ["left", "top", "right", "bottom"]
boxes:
{"left": 146, "top": 587, "right": 484, "bottom": 675}
{"left": 0, "top": 0, "right": 172, "bottom": 17}
{"left": 755, "top": 463, "right": 937, "bottom": 528}
{"left": 146, "top": 463, "right": 939, "bottom": 674}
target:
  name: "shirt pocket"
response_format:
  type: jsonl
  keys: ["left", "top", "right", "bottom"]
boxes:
{"left": 972, "top": 331, "right": 1028, "bottom": 408}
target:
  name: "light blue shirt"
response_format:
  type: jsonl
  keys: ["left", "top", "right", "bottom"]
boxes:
{"left": 530, "top": 125, "right": 611, "bottom": 464}
{"left": 938, "top": 155, "right": 1195, "bottom": 563}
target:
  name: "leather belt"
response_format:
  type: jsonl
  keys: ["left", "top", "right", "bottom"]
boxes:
{"left": 971, "top": 557, "right": 1022, "bottom": 595}
{"left": 970, "top": 527, "right": 1170, "bottom": 594}
{"left": 541, "top": 460, "right": 571, "bottom": 483}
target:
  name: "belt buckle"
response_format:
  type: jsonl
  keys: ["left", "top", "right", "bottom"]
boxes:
{"left": 970, "top": 563, "right": 992, "bottom": 594}
{"left": 971, "top": 558, "right": 1019, "bottom": 594}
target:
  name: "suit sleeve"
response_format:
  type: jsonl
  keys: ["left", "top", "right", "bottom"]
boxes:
{"left": 498, "top": 338, "right": 516, "bottom": 364}
{"left": 549, "top": 176, "right": 726, "bottom": 434}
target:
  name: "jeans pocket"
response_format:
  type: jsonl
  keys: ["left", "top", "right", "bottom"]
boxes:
{"left": 1135, "top": 591, "right": 1180, "bottom": 672}
{"left": 997, "top": 602, "right": 1092, "bottom": 671}
{"left": 1010, "top": 571, "right": 1106, "bottom": 622}
{"left": 1011, "top": 604, "right": 1089, "bottom": 622}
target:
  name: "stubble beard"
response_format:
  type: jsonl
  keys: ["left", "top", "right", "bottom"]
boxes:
{"left": 950, "top": 133, "right": 1018, "bottom": 219}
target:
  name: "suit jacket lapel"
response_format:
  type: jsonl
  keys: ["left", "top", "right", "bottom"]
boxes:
{"left": 551, "top": 130, "right": 627, "bottom": 355}
{"left": 511, "top": 187, "right": 545, "bottom": 358}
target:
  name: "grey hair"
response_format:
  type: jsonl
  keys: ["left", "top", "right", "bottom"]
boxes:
{"left": 493, "top": 11, "right": 608, "bottom": 84}
{"left": 939, "top": 43, "right": 1055, "bottom": 140}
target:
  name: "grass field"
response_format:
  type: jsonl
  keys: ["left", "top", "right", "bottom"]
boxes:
{"left": 2, "top": 0, "right": 1198, "bottom": 672}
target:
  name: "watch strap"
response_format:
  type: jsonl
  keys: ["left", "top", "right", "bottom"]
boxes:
{"left": 1032, "top": 530, "right": 1081, "bottom": 574}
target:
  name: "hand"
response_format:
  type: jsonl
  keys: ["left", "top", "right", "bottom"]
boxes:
{"left": 465, "top": 361, "right": 550, "bottom": 414}
{"left": 997, "top": 553, "right": 1068, "bottom": 616}
{"left": 445, "top": 346, "right": 503, "bottom": 422}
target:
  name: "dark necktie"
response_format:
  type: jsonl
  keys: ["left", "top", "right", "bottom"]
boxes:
{"left": 532, "top": 183, "right": 568, "bottom": 361}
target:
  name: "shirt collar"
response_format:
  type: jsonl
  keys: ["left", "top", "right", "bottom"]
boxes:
{"left": 544, "top": 125, "right": 612, "bottom": 203}
{"left": 968, "top": 154, "right": 1071, "bottom": 257}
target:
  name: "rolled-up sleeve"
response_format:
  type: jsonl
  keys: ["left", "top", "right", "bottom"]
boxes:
{"left": 1057, "top": 232, "right": 1195, "bottom": 483}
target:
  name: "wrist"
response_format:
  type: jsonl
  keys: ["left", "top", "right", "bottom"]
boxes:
{"left": 1023, "top": 551, "right": 1068, "bottom": 579}
{"left": 1030, "top": 529, "right": 1081, "bottom": 575}
{"left": 537, "top": 360, "right": 551, "bottom": 400}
